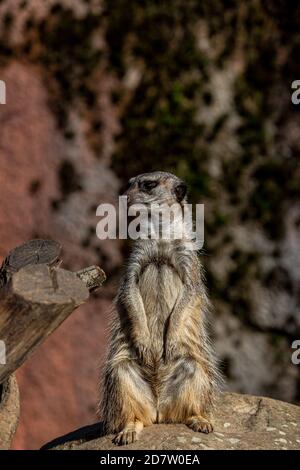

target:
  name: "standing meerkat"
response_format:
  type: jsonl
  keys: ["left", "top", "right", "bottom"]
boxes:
{"left": 99, "top": 171, "right": 220, "bottom": 445}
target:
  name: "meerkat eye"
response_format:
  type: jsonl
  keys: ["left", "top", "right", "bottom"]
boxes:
{"left": 174, "top": 183, "right": 187, "bottom": 202}
{"left": 139, "top": 180, "right": 158, "bottom": 192}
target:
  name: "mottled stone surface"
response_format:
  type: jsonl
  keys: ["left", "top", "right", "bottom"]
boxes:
{"left": 43, "top": 393, "right": 300, "bottom": 450}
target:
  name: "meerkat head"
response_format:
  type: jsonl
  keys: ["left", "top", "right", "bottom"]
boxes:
{"left": 123, "top": 171, "right": 187, "bottom": 207}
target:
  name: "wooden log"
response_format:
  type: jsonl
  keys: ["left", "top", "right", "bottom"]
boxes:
{"left": 0, "top": 374, "right": 20, "bottom": 450}
{"left": 0, "top": 264, "right": 90, "bottom": 384}
{"left": 0, "top": 239, "right": 106, "bottom": 385}
{"left": 76, "top": 265, "right": 106, "bottom": 292}
{"left": 0, "top": 239, "right": 61, "bottom": 288}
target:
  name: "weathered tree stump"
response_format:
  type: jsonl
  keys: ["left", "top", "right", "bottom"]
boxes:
{"left": 0, "top": 264, "right": 89, "bottom": 384}
{"left": 0, "top": 239, "right": 61, "bottom": 289}
{"left": 0, "top": 239, "right": 106, "bottom": 448}
{"left": 0, "top": 240, "right": 106, "bottom": 385}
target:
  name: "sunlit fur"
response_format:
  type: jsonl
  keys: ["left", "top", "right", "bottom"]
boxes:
{"left": 99, "top": 172, "right": 220, "bottom": 445}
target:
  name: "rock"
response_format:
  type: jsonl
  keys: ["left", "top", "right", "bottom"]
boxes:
{"left": 0, "top": 375, "right": 20, "bottom": 450}
{"left": 43, "top": 393, "right": 300, "bottom": 450}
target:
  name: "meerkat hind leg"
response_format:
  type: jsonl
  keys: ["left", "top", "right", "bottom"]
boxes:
{"left": 159, "top": 358, "right": 214, "bottom": 433}
{"left": 186, "top": 415, "right": 213, "bottom": 433}
{"left": 106, "top": 359, "right": 155, "bottom": 446}
{"left": 113, "top": 420, "right": 144, "bottom": 446}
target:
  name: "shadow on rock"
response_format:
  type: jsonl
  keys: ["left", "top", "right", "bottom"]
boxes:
{"left": 41, "top": 422, "right": 105, "bottom": 450}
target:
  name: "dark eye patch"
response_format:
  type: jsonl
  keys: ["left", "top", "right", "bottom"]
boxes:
{"left": 139, "top": 180, "right": 159, "bottom": 192}
{"left": 174, "top": 182, "right": 187, "bottom": 202}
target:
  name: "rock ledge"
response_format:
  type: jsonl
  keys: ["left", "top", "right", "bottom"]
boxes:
{"left": 43, "top": 393, "right": 300, "bottom": 450}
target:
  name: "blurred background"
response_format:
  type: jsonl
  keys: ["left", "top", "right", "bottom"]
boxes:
{"left": 0, "top": 0, "right": 299, "bottom": 449}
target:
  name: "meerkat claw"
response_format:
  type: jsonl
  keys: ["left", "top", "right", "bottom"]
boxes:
{"left": 187, "top": 416, "right": 214, "bottom": 434}
{"left": 113, "top": 426, "right": 139, "bottom": 446}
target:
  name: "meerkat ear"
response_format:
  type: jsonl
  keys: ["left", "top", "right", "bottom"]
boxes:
{"left": 174, "top": 182, "right": 187, "bottom": 202}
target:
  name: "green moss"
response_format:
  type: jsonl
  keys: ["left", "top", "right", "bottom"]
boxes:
{"left": 248, "top": 159, "right": 300, "bottom": 239}
{"left": 106, "top": 0, "right": 214, "bottom": 202}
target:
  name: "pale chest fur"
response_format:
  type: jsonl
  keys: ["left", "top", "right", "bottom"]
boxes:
{"left": 138, "top": 262, "right": 183, "bottom": 357}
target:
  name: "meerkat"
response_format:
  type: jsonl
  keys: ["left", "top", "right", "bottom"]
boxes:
{"left": 99, "top": 171, "right": 220, "bottom": 446}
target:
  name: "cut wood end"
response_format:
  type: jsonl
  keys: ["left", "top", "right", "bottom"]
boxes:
{"left": 2, "top": 239, "right": 62, "bottom": 276}
{"left": 11, "top": 264, "right": 89, "bottom": 306}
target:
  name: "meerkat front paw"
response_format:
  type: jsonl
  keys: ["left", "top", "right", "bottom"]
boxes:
{"left": 186, "top": 416, "right": 213, "bottom": 434}
{"left": 133, "top": 335, "right": 152, "bottom": 365}
{"left": 113, "top": 428, "right": 138, "bottom": 446}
